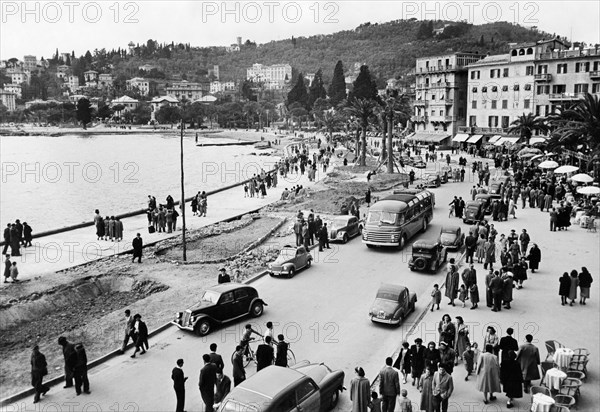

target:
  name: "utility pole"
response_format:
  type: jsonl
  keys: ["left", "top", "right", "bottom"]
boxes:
{"left": 180, "top": 118, "right": 187, "bottom": 261}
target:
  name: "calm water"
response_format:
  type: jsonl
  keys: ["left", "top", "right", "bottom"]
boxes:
{"left": 0, "top": 133, "right": 279, "bottom": 232}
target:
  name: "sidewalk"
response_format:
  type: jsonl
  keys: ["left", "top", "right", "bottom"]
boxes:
{"left": 4, "top": 144, "right": 330, "bottom": 281}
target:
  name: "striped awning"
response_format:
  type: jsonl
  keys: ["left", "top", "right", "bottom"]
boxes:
{"left": 466, "top": 134, "right": 483, "bottom": 143}
{"left": 487, "top": 135, "right": 502, "bottom": 143}
{"left": 494, "top": 136, "right": 520, "bottom": 146}
{"left": 408, "top": 133, "right": 451, "bottom": 143}
{"left": 452, "top": 133, "right": 470, "bottom": 142}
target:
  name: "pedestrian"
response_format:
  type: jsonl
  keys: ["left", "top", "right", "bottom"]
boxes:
{"left": 108, "top": 216, "right": 116, "bottom": 241}
{"left": 103, "top": 216, "right": 110, "bottom": 241}
{"left": 463, "top": 344, "right": 475, "bottom": 381}
{"left": 549, "top": 208, "right": 558, "bottom": 231}
{"left": 214, "top": 371, "right": 232, "bottom": 408}
{"left": 409, "top": 338, "right": 425, "bottom": 386}
{"left": 483, "top": 327, "right": 500, "bottom": 357}
{"left": 115, "top": 218, "right": 123, "bottom": 241}
{"left": 438, "top": 314, "right": 455, "bottom": 348}
{"left": 3, "top": 254, "right": 11, "bottom": 283}
{"left": 469, "top": 283, "right": 479, "bottom": 309}
{"left": 172, "top": 359, "right": 187, "bottom": 412}
{"left": 191, "top": 196, "right": 199, "bottom": 214}
{"left": 559, "top": 272, "right": 571, "bottom": 306}
{"left": 379, "top": 357, "right": 400, "bottom": 412}
{"left": 199, "top": 354, "right": 218, "bottom": 412}
{"left": 417, "top": 366, "right": 434, "bottom": 412}
{"left": 500, "top": 351, "right": 522, "bottom": 409}
{"left": 209, "top": 343, "right": 225, "bottom": 373}
{"left": 232, "top": 345, "right": 245, "bottom": 386}
{"left": 57, "top": 336, "right": 77, "bottom": 389}
{"left": 319, "top": 223, "right": 330, "bottom": 250}
{"left": 501, "top": 272, "right": 514, "bottom": 309}
{"left": 256, "top": 336, "right": 274, "bottom": 371}
{"left": 455, "top": 316, "right": 469, "bottom": 361}
{"left": 457, "top": 285, "right": 468, "bottom": 307}
{"left": 519, "top": 229, "right": 530, "bottom": 254}
{"left": 498, "top": 328, "right": 519, "bottom": 364}
{"left": 120, "top": 309, "right": 135, "bottom": 354}
{"left": 9, "top": 261, "right": 18, "bottom": 282}
{"left": 132, "top": 233, "right": 143, "bottom": 263}
{"left": 490, "top": 271, "right": 504, "bottom": 312}
{"left": 365, "top": 188, "right": 372, "bottom": 208}
{"left": 293, "top": 218, "right": 303, "bottom": 247}
{"left": 302, "top": 221, "right": 310, "bottom": 248}
{"left": 73, "top": 343, "right": 90, "bottom": 395}
{"left": 130, "top": 314, "right": 148, "bottom": 358}
{"left": 350, "top": 366, "right": 371, "bottom": 412}
{"left": 430, "top": 284, "right": 441, "bottom": 311}
{"left": 424, "top": 342, "right": 441, "bottom": 372}
{"left": 218, "top": 268, "right": 231, "bottom": 284}
{"left": 275, "top": 334, "right": 288, "bottom": 367}
{"left": 476, "top": 344, "right": 501, "bottom": 404}
{"left": 23, "top": 222, "right": 33, "bottom": 247}
{"left": 483, "top": 238, "right": 495, "bottom": 270}
{"left": 438, "top": 341, "right": 456, "bottom": 375}
{"left": 31, "top": 345, "right": 50, "bottom": 404}
{"left": 94, "top": 210, "right": 104, "bottom": 240}
{"left": 432, "top": 364, "right": 454, "bottom": 412}
{"left": 444, "top": 262, "right": 459, "bottom": 306}
{"left": 526, "top": 244, "right": 541, "bottom": 273}
{"left": 464, "top": 234, "right": 476, "bottom": 264}
{"left": 516, "top": 334, "right": 540, "bottom": 394}
{"left": 508, "top": 198, "right": 517, "bottom": 219}
{"left": 393, "top": 342, "right": 411, "bottom": 384}
{"left": 398, "top": 389, "right": 412, "bottom": 412}
{"left": 578, "top": 267, "right": 593, "bottom": 305}
{"left": 568, "top": 269, "right": 579, "bottom": 306}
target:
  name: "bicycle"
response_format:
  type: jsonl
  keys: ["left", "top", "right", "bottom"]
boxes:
{"left": 231, "top": 339, "right": 297, "bottom": 368}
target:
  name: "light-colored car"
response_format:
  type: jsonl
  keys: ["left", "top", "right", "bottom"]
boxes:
{"left": 424, "top": 173, "right": 441, "bottom": 188}
{"left": 218, "top": 363, "right": 345, "bottom": 412}
{"left": 268, "top": 245, "right": 312, "bottom": 278}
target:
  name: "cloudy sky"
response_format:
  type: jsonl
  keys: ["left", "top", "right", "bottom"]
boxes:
{"left": 1, "top": 0, "right": 599, "bottom": 59}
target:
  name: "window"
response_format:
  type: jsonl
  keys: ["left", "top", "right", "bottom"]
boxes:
{"left": 490, "top": 69, "right": 495, "bottom": 78}
{"left": 502, "top": 116, "right": 510, "bottom": 128}
{"left": 576, "top": 63, "right": 581, "bottom": 73}
{"left": 574, "top": 84, "right": 589, "bottom": 94}
{"left": 594, "top": 61, "right": 600, "bottom": 71}
{"left": 535, "top": 105, "right": 542, "bottom": 116}
{"left": 470, "top": 70, "right": 480, "bottom": 79}
{"left": 527, "top": 48, "right": 533, "bottom": 55}
{"left": 234, "top": 289, "right": 249, "bottom": 300}
{"left": 557, "top": 63, "right": 568, "bottom": 74}
{"left": 552, "top": 85, "right": 566, "bottom": 94}
{"left": 513, "top": 84, "right": 520, "bottom": 91}
{"left": 488, "top": 116, "right": 499, "bottom": 127}
{"left": 502, "top": 100, "right": 508, "bottom": 109}
{"left": 492, "top": 86, "right": 498, "bottom": 92}
{"left": 593, "top": 83, "right": 600, "bottom": 94}
{"left": 524, "top": 99, "right": 530, "bottom": 109}
{"left": 482, "top": 86, "right": 488, "bottom": 92}
{"left": 276, "top": 392, "right": 297, "bottom": 411}
{"left": 431, "top": 94, "right": 436, "bottom": 100}
{"left": 519, "top": 49, "right": 525, "bottom": 56}
{"left": 538, "top": 65, "right": 548, "bottom": 74}
{"left": 526, "top": 66, "right": 534, "bottom": 75}
{"left": 472, "top": 100, "right": 477, "bottom": 109}
{"left": 511, "top": 50, "right": 518, "bottom": 56}
{"left": 503, "top": 68, "right": 509, "bottom": 77}
{"left": 472, "top": 87, "right": 478, "bottom": 93}
{"left": 536, "top": 85, "right": 549, "bottom": 95}
{"left": 491, "top": 100, "right": 497, "bottom": 109}
{"left": 575, "top": 62, "right": 589, "bottom": 73}
{"left": 296, "top": 380, "right": 317, "bottom": 404}
{"left": 439, "top": 110, "right": 444, "bottom": 116}
{"left": 502, "top": 85, "right": 509, "bottom": 92}
{"left": 219, "top": 292, "right": 234, "bottom": 304}
{"left": 469, "top": 115, "right": 477, "bottom": 126}
{"left": 524, "top": 84, "right": 532, "bottom": 91}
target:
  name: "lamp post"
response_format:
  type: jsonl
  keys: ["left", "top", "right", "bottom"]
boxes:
{"left": 180, "top": 118, "right": 187, "bottom": 261}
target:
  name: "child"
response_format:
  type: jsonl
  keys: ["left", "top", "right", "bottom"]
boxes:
{"left": 471, "top": 342, "right": 481, "bottom": 370}
{"left": 243, "top": 183, "right": 248, "bottom": 198}
{"left": 458, "top": 284, "right": 468, "bottom": 307}
{"left": 449, "top": 202, "right": 455, "bottom": 218}
{"left": 398, "top": 389, "right": 412, "bottom": 412}
{"left": 463, "top": 343, "right": 475, "bottom": 381}
{"left": 430, "top": 284, "right": 441, "bottom": 311}
{"left": 9, "top": 261, "right": 19, "bottom": 282}
{"left": 369, "top": 391, "right": 381, "bottom": 412}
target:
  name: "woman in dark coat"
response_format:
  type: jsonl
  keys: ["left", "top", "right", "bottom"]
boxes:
{"left": 526, "top": 244, "right": 541, "bottom": 273}
{"left": 559, "top": 272, "right": 571, "bottom": 306}
{"left": 578, "top": 267, "right": 593, "bottom": 305}
{"left": 438, "top": 314, "right": 456, "bottom": 347}
{"left": 500, "top": 350, "right": 523, "bottom": 408}
{"left": 95, "top": 216, "right": 105, "bottom": 240}
{"left": 424, "top": 341, "right": 441, "bottom": 371}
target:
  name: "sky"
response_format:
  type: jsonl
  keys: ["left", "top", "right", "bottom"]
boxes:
{"left": 1, "top": 0, "right": 599, "bottom": 59}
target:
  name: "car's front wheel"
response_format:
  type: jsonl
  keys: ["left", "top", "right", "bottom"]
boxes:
{"left": 343, "top": 234, "right": 349, "bottom": 243}
{"left": 306, "top": 258, "right": 312, "bottom": 268}
{"left": 328, "top": 389, "right": 340, "bottom": 410}
{"left": 250, "top": 301, "right": 264, "bottom": 317}
{"left": 194, "top": 319, "right": 211, "bottom": 336}
{"left": 288, "top": 267, "right": 296, "bottom": 278}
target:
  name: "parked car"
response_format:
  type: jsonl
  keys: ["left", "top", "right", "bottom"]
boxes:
{"left": 172, "top": 284, "right": 267, "bottom": 336}
{"left": 408, "top": 240, "right": 447, "bottom": 272}
{"left": 440, "top": 166, "right": 452, "bottom": 183}
{"left": 438, "top": 226, "right": 464, "bottom": 251}
{"left": 329, "top": 216, "right": 363, "bottom": 243}
{"left": 488, "top": 180, "right": 505, "bottom": 199}
{"left": 412, "top": 155, "right": 426, "bottom": 168}
{"left": 369, "top": 284, "right": 417, "bottom": 325}
{"left": 400, "top": 154, "right": 413, "bottom": 166}
{"left": 268, "top": 245, "right": 312, "bottom": 278}
{"left": 217, "top": 363, "right": 345, "bottom": 412}
{"left": 463, "top": 201, "right": 486, "bottom": 224}
{"left": 424, "top": 173, "right": 441, "bottom": 188}
{"left": 475, "top": 194, "right": 494, "bottom": 215}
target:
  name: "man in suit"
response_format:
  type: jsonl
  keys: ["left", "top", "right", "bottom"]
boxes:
{"left": 379, "top": 357, "right": 401, "bottom": 412}
{"left": 516, "top": 334, "right": 540, "bottom": 393}
{"left": 171, "top": 359, "right": 187, "bottom": 412}
{"left": 409, "top": 338, "right": 426, "bottom": 386}
{"left": 214, "top": 371, "right": 231, "bottom": 406}
{"left": 490, "top": 271, "right": 504, "bottom": 312}
{"left": 132, "top": 233, "right": 143, "bottom": 263}
{"left": 255, "top": 336, "right": 274, "bottom": 372}
{"left": 199, "top": 354, "right": 218, "bottom": 412}
{"left": 208, "top": 343, "right": 224, "bottom": 373}
{"left": 120, "top": 309, "right": 135, "bottom": 354}
{"left": 464, "top": 233, "right": 477, "bottom": 264}
{"left": 232, "top": 345, "right": 245, "bottom": 386}
{"left": 130, "top": 314, "right": 148, "bottom": 358}
{"left": 275, "top": 334, "right": 288, "bottom": 367}
{"left": 57, "top": 336, "right": 77, "bottom": 388}
{"left": 498, "top": 327, "right": 519, "bottom": 364}
{"left": 73, "top": 343, "right": 90, "bottom": 395}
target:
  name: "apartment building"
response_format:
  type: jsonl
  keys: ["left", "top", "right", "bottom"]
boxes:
{"left": 411, "top": 52, "right": 484, "bottom": 145}
{"left": 3, "top": 84, "right": 22, "bottom": 99}
{"left": 0, "top": 89, "right": 17, "bottom": 111}
{"left": 246, "top": 63, "right": 292, "bottom": 86}
{"left": 98, "top": 74, "right": 113, "bottom": 88}
{"left": 126, "top": 77, "right": 150, "bottom": 96}
{"left": 209, "top": 81, "right": 236, "bottom": 94}
{"left": 23, "top": 55, "right": 37, "bottom": 71}
{"left": 165, "top": 81, "right": 205, "bottom": 101}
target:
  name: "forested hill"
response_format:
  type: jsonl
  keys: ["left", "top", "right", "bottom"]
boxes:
{"left": 116, "top": 19, "right": 553, "bottom": 85}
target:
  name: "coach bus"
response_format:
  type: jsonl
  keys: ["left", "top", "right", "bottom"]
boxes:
{"left": 362, "top": 189, "right": 435, "bottom": 249}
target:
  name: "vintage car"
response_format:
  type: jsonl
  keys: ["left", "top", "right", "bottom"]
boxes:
{"left": 412, "top": 155, "right": 427, "bottom": 168}
{"left": 440, "top": 166, "right": 453, "bottom": 183}
{"left": 172, "top": 284, "right": 267, "bottom": 336}
{"left": 475, "top": 193, "right": 495, "bottom": 215}
{"left": 438, "top": 226, "right": 464, "bottom": 251}
{"left": 329, "top": 216, "right": 363, "bottom": 243}
{"left": 218, "top": 362, "right": 345, "bottom": 412}
{"left": 463, "top": 201, "right": 486, "bottom": 224}
{"left": 369, "top": 284, "right": 417, "bottom": 325}
{"left": 268, "top": 245, "right": 312, "bottom": 278}
{"left": 408, "top": 240, "right": 447, "bottom": 272}
{"left": 488, "top": 180, "right": 506, "bottom": 199}
{"left": 400, "top": 154, "right": 413, "bottom": 166}
{"left": 424, "top": 173, "right": 441, "bottom": 188}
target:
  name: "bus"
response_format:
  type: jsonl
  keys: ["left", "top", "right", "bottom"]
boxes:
{"left": 362, "top": 189, "right": 435, "bottom": 249}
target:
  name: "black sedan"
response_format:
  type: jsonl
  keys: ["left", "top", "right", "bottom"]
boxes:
{"left": 438, "top": 226, "right": 464, "bottom": 250}
{"left": 173, "top": 284, "right": 267, "bottom": 336}
{"left": 329, "top": 216, "right": 363, "bottom": 243}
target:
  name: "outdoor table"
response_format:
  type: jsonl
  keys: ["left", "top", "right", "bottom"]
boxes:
{"left": 531, "top": 393, "right": 555, "bottom": 412}
{"left": 542, "top": 367, "right": 567, "bottom": 390}
{"left": 554, "top": 347, "right": 574, "bottom": 369}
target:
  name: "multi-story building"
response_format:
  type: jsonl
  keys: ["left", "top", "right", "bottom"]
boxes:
{"left": 98, "top": 74, "right": 113, "bottom": 88}
{"left": 68, "top": 75, "right": 80, "bottom": 91}
{"left": 84, "top": 70, "right": 98, "bottom": 87}
{"left": 126, "top": 77, "right": 150, "bottom": 96}
{"left": 246, "top": 63, "right": 292, "bottom": 86}
{"left": 138, "top": 64, "right": 156, "bottom": 72}
{"left": 165, "top": 81, "right": 205, "bottom": 101}
{"left": 411, "top": 52, "right": 484, "bottom": 145}
{"left": 209, "top": 81, "right": 236, "bottom": 94}
{"left": 111, "top": 95, "right": 139, "bottom": 115}
{"left": 23, "top": 55, "right": 37, "bottom": 71}
{"left": 56, "top": 65, "right": 70, "bottom": 80}
{"left": 150, "top": 95, "right": 179, "bottom": 122}
{"left": 4, "top": 84, "right": 22, "bottom": 99}
{"left": 11, "top": 71, "right": 29, "bottom": 85}
{"left": 0, "top": 89, "right": 17, "bottom": 111}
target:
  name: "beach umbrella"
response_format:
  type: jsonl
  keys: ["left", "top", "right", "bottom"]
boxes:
{"left": 518, "top": 147, "right": 542, "bottom": 157}
{"left": 538, "top": 160, "right": 559, "bottom": 169}
{"left": 577, "top": 186, "right": 600, "bottom": 195}
{"left": 571, "top": 173, "right": 594, "bottom": 183}
{"left": 554, "top": 165, "right": 579, "bottom": 174}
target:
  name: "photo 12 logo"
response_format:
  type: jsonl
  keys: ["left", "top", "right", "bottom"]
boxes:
{"left": 1, "top": 1, "right": 140, "bottom": 24}
{"left": 200, "top": 1, "right": 340, "bottom": 24}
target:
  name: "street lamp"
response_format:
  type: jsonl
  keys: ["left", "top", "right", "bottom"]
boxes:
{"left": 179, "top": 118, "right": 187, "bottom": 261}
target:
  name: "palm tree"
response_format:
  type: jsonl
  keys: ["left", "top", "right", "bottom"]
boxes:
{"left": 344, "top": 98, "right": 377, "bottom": 166}
{"left": 507, "top": 112, "right": 549, "bottom": 146}
{"left": 380, "top": 91, "right": 411, "bottom": 173}
{"left": 320, "top": 111, "right": 341, "bottom": 142}
{"left": 549, "top": 93, "right": 600, "bottom": 157}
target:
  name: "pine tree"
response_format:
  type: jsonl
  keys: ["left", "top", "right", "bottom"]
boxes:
{"left": 349, "top": 65, "right": 379, "bottom": 102}
{"left": 307, "top": 69, "right": 327, "bottom": 109}
{"left": 328, "top": 60, "right": 347, "bottom": 106}
{"left": 287, "top": 73, "right": 308, "bottom": 109}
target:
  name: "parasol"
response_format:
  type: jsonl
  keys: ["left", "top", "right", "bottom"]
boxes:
{"left": 554, "top": 165, "right": 579, "bottom": 174}
{"left": 571, "top": 173, "right": 594, "bottom": 183}
{"left": 577, "top": 186, "right": 600, "bottom": 195}
{"left": 538, "top": 160, "right": 559, "bottom": 169}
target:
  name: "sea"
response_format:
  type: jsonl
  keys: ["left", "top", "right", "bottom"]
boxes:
{"left": 0, "top": 132, "right": 279, "bottom": 232}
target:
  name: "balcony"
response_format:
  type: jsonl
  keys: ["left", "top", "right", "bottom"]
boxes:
{"left": 414, "top": 100, "right": 428, "bottom": 106}
{"left": 411, "top": 115, "right": 428, "bottom": 123}
{"left": 534, "top": 73, "right": 552, "bottom": 82}
{"left": 429, "top": 115, "right": 454, "bottom": 123}
{"left": 418, "top": 65, "right": 455, "bottom": 73}
{"left": 415, "top": 84, "right": 427, "bottom": 90}
{"left": 549, "top": 93, "right": 586, "bottom": 102}
{"left": 590, "top": 71, "right": 600, "bottom": 79}
{"left": 444, "top": 99, "right": 454, "bottom": 105}
{"left": 429, "top": 82, "right": 454, "bottom": 89}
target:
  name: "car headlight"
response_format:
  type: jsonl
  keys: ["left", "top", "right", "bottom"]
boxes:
{"left": 175, "top": 312, "right": 182, "bottom": 320}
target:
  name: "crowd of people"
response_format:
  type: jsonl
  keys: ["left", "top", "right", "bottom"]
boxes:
{"left": 145, "top": 195, "right": 182, "bottom": 233}
{"left": 2, "top": 219, "right": 33, "bottom": 257}
{"left": 291, "top": 209, "right": 331, "bottom": 252}
{"left": 93, "top": 210, "right": 124, "bottom": 241}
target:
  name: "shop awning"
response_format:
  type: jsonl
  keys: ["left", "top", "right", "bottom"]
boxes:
{"left": 488, "top": 135, "right": 502, "bottom": 143}
{"left": 408, "top": 133, "right": 451, "bottom": 143}
{"left": 494, "top": 136, "right": 520, "bottom": 146}
{"left": 466, "top": 134, "right": 483, "bottom": 143}
{"left": 452, "top": 133, "right": 470, "bottom": 142}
